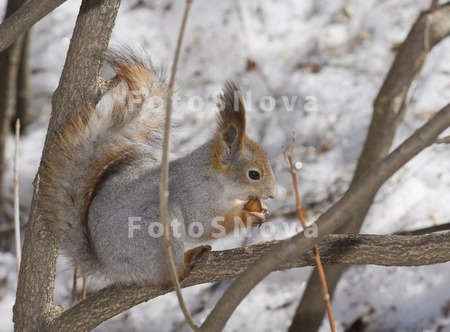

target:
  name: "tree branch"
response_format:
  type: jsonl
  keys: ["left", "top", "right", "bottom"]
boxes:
{"left": 46, "top": 232, "right": 450, "bottom": 331}
{"left": 284, "top": 138, "right": 336, "bottom": 332}
{"left": 436, "top": 135, "right": 450, "bottom": 144}
{"left": 160, "top": 0, "right": 197, "bottom": 330}
{"left": 354, "top": 2, "right": 450, "bottom": 181}
{"left": 0, "top": 0, "right": 67, "bottom": 53}
{"left": 200, "top": 102, "right": 450, "bottom": 331}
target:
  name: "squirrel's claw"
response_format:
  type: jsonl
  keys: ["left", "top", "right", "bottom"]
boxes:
{"left": 248, "top": 211, "right": 267, "bottom": 227}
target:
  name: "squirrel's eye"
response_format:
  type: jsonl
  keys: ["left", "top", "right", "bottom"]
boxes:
{"left": 248, "top": 170, "right": 260, "bottom": 180}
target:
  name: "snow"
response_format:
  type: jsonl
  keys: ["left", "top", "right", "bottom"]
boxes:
{"left": 1, "top": 0, "right": 450, "bottom": 331}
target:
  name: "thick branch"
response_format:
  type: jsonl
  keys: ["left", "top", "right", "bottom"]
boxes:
{"left": 46, "top": 232, "right": 450, "bottom": 331}
{"left": 200, "top": 103, "right": 450, "bottom": 331}
{"left": 354, "top": 2, "right": 450, "bottom": 181}
{"left": 0, "top": 0, "right": 66, "bottom": 53}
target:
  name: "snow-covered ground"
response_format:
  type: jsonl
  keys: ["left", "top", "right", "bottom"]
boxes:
{"left": 1, "top": 0, "right": 450, "bottom": 331}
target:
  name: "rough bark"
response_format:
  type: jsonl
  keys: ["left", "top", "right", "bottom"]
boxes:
{"left": 289, "top": 3, "right": 450, "bottom": 331}
{"left": 12, "top": 0, "right": 121, "bottom": 331}
{"left": 45, "top": 232, "right": 450, "bottom": 331}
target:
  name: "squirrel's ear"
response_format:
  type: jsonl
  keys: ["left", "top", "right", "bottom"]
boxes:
{"left": 215, "top": 82, "right": 246, "bottom": 154}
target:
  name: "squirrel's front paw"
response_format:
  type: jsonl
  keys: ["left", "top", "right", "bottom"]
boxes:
{"left": 242, "top": 199, "right": 270, "bottom": 227}
{"left": 246, "top": 209, "right": 269, "bottom": 227}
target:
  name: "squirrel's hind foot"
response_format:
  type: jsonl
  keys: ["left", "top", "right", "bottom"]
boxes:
{"left": 159, "top": 245, "right": 212, "bottom": 288}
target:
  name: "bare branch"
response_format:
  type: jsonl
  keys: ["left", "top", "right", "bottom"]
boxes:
{"left": 284, "top": 137, "right": 336, "bottom": 332}
{"left": 436, "top": 135, "right": 450, "bottom": 144}
{"left": 355, "top": 3, "right": 450, "bottom": 182}
{"left": 14, "top": 119, "right": 21, "bottom": 272}
{"left": 46, "top": 232, "right": 450, "bottom": 331}
{"left": 159, "top": 0, "right": 198, "bottom": 330}
{"left": 200, "top": 102, "right": 450, "bottom": 331}
{"left": 0, "top": 0, "right": 67, "bottom": 53}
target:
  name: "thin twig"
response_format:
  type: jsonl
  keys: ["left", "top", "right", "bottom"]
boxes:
{"left": 14, "top": 119, "right": 21, "bottom": 272}
{"left": 71, "top": 267, "right": 79, "bottom": 307}
{"left": 436, "top": 135, "right": 450, "bottom": 144}
{"left": 283, "top": 134, "right": 336, "bottom": 332}
{"left": 82, "top": 273, "right": 87, "bottom": 300}
{"left": 159, "top": 0, "right": 198, "bottom": 331}
{"left": 424, "top": 14, "right": 432, "bottom": 51}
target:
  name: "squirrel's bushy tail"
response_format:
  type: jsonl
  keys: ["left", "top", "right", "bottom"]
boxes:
{"left": 41, "top": 49, "right": 167, "bottom": 274}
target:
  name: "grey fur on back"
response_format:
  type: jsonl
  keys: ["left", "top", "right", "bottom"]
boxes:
{"left": 45, "top": 48, "right": 230, "bottom": 285}
{"left": 88, "top": 142, "right": 226, "bottom": 284}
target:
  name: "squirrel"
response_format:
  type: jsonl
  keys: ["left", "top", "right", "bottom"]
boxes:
{"left": 42, "top": 49, "right": 277, "bottom": 285}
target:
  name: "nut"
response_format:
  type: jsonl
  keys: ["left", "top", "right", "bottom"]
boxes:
{"left": 243, "top": 198, "right": 263, "bottom": 213}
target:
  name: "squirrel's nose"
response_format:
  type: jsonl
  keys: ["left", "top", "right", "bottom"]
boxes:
{"left": 268, "top": 186, "right": 278, "bottom": 199}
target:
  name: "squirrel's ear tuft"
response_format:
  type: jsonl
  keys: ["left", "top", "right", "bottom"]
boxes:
{"left": 216, "top": 82, "right": 246, "bottom": 150}
{"left": 222, "top": 123, "right": 239, "bottom": 148}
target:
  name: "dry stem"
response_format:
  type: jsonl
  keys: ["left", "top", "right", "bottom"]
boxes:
{"left": 14, "top": 119, "right": 21, "bottom": 272}
{"left": 159, "top": 0, "right": 198, "bottom": 331}
{"left": 71, "top": 267, "right": 79, "bottom": 307}
{"left": 283, "top": 135, "right": 336, "bottom": 332}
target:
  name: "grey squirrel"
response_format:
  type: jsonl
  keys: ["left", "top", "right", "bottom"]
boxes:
{"left": 43, "top": 50, "right": 277, "bottom": 285}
